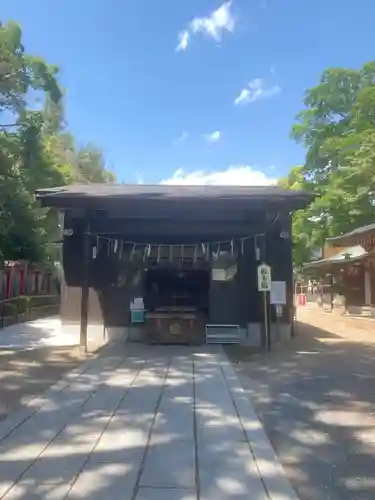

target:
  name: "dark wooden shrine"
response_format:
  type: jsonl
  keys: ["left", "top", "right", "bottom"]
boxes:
{"left": 35, "top": 184, "right": 313, "bottom": 347}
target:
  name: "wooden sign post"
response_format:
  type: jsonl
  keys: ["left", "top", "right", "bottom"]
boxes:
{"left": 257, "top": 263, "right": 272, "bottom": 351}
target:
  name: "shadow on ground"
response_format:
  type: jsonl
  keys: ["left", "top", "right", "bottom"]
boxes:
{"left": 0, "top": 343, "right": 285, "bottom": 500}
{"left": 226, "top": 319, "right": 375, "bottom": 500}
{"left": 0, "top": 346, "right": 99, "bottom": 422}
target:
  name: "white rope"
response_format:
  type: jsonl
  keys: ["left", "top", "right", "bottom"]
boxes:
{"left": 85, "top": 231, "right": 265, "bottom": 247}
{"left": 85, "top": 230, "right": 270, "bottom": 260}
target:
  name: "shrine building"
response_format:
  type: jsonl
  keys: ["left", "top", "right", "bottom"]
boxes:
{"left": 35, "top": 184, "right": 313, "bottom": 347}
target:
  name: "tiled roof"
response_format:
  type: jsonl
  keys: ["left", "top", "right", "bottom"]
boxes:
{"left": 326, "top": 223, "right": 375, "bottom": 245}
{"left": 36, "top": 183, "right": 311, "bottom": 199}
{"left": 35, "top": 183, "right": 315, "bottom": 211}
{"left": 304, "top": 245, "right": 368, "bottom": 269}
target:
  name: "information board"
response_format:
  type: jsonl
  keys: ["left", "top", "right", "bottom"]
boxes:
{"left": 270, "top": 281, "right": 287, "bottom": 305}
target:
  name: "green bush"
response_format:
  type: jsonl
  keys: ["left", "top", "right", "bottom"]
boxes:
{"left": 17, "top": 296, "right": 30, "bottom": 314}
{"left": 1, "top": 296, "right": 30, "bottom": 317}
{"left": 2, "top": 302, "right": 16, "bottom": 317}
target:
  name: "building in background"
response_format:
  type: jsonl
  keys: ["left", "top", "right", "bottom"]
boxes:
{"left": 304, "top": 223, "right": 375, "bottom": 315}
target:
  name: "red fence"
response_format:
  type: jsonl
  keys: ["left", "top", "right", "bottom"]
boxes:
{"left": 0, "top": 262, "right": 59, "bottom": 301}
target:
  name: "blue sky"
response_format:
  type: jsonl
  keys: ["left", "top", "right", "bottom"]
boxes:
{"left": 2, "top": 0, "right": 375, "bottom": 185}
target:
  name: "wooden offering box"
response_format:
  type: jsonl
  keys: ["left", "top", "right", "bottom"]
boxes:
{"left": 146, "top": 307, "right": 205, "bottom": 344}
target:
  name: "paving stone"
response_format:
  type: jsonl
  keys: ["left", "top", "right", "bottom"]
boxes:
{"left": 135, "top": 487, "right": 197, "bottom": 500}
{"left": 220, "top": 357, "right": 299, "bottom": 500}
{"left": 159, "top": 400, "right": 194, "bottom": 415}
{"left": 0, "top": 344, "right": 297, "bottom": 500}
{"left": 140, "top": 439, "right": 196, "bottom": 489}
{"left": 95, "top": 424, "right": 149, "bottom": 462}
{"left": 195, "top": 404, "right": 239, "bottom": 424}
{"left": 2, "top": 480, "right": 71, "bottom": 500}
{"left": 198, "top": 442, "right": 268, "bottom": 500}
{"left": 65, "top": 460, "right": 140, "bottom": 499}
{"left": 14, "top": 374, "right": 137, "bottom": 490}
{"left": 0, "top": 358, "right": 136, "bottom": 497}
{"left": 19, "top": 452, "right": 89, "bottom": 486}
{"left": 111, "top": 407, "right": 155, "bottom": 430}
{"left": 245, "top": 441, "right": 299, "bottom": 500}
{"left": 197, "top": 423, "right": 246, "bottom": 444}
{"left": 123, "top": 368, "right": 166, "bottom": 413}
{"left": 0, "top": 356, "right": 97, "bottom": 443}
{"left": 0, "top": 353, "right": 125, "bottom": 450}
{"left": 152, "top": 405, "right": 194, "bottom": 440}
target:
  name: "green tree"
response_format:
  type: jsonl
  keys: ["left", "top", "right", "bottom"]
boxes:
{"left": 0, "top": 21, "right": 61, "bottom": 123}
{"left": 75, "top": 144, "right": 115, "bottom": 183}
{"left": 278, "top": 166, "right": 320, "bottom": 269}
{"left": 0, "top": 19, "right": 115, "bottom": 264}
{"left": 286, "top": 61, "right": 375, "bottom": 268}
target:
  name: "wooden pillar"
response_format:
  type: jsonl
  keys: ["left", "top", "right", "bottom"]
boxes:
{"left": 261, "top": 233, "right": 270, "bottom": 349}
{"left": 80, "top": 212, "right": 91, "bottom": 350}
{"left": 5, "top": 270, "right": 11, "bottom": 299}
{"left": 19, "top": 268, "right": 26, "bottom": 295}
{"left": 282, "top": 215, "right": 294, "bottom": 330}
{"left": 46, "top": 273, "right": 52, "bottom": 294}
{"left": 330, "top": 273, "right": 334, "bottom": 310}
{"left": 34, "top": 271, "right": 40, "bottom": 294}
{"left": 364, "top": 266, "right": 371, "bottom": 306}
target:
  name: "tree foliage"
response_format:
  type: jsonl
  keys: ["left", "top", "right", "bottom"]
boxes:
{"left": 281, "top": 61, "right": 375, "bottom": 268}
{"left": 0, "top": 20, "right": 115, "bottom": 264}
{"left": 0, "top": 21, "right": 61, "bottom": 119}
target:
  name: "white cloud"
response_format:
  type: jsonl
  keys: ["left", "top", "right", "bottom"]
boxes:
{"left": 176, "top": 1, "right": 235, "bottom": 51}
{"left": 191, "top": 2, "right": 235, "bottom": 40}
{"left": 234, "top": 88, "right": 251, "bottom": 106}
{"left": 160, "top": 165, "right": 276, "bottom": 186}
{"left": 176, "top": 31, "right": 190, "bottom": 52}
{"left": 203, "top": 130, "right": 222, "bottom": 143}
{"left": 234, "top": 78, "right": 281, "bottom": 106}
{"left": 175, "top": 131, "right": 189, "bottom": 143}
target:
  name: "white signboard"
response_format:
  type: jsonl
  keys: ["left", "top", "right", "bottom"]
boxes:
{"left": 257, "top": 264, "right": 271, "bottom": 292}
{"left": 270, "top": 281, "right": 287, "bottom": 305}
{"left": 212, "top": 265, "right": 238, "bottom": 282}
{"left": 212, "top": 269, "right": 226, "bottom": 281}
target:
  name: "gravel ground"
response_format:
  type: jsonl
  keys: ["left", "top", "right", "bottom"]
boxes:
{"left": 226, "top": 309, "right": 375, "bottom": 500}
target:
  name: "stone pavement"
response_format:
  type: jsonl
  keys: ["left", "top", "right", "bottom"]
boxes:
{"left": 0, "top": 343, "right": 297, "bottom": 499}
{"left": 0, "top": 317, "right": 103, "bottom": 351}
{"left": 0, "top": 317, "right": 75, "bottom": 350}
